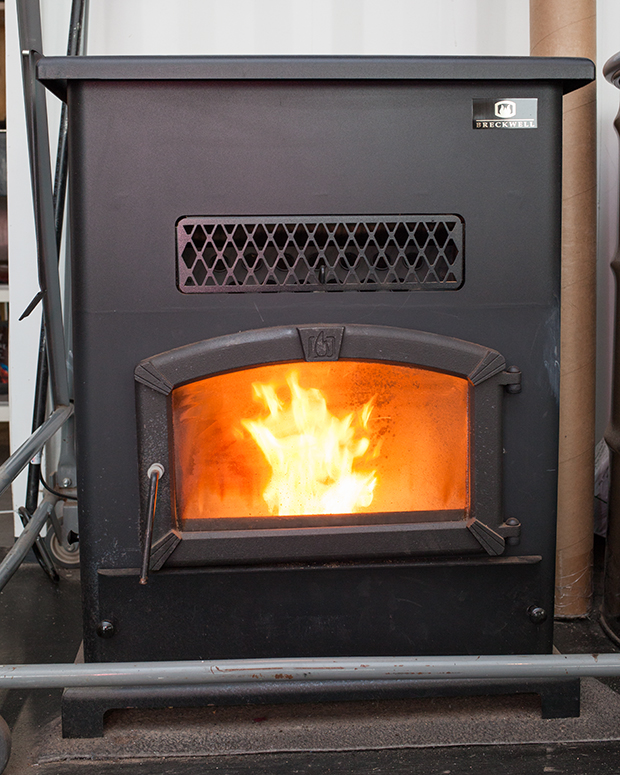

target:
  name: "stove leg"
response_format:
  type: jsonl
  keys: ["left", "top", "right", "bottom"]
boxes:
{"left": 539, "top": 678, "right": 581, "bottom": 718}
{"left": 61, "top": 688, "right": 106, "bottom": 738}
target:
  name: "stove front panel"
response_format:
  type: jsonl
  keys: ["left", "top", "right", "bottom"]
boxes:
{"left": 65, "top": 72, "right": 563, "bottom": 661}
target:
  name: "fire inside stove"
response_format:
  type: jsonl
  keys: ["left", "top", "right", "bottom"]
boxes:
{"left": 171, "top": 361, "right": 470, "bottom": 528}
{"left": 241, "top": 370, "right": 378, "bottom": 516}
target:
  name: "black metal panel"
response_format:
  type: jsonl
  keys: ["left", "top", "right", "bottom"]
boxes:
{"left": 44, "top": 58, "right": 584, "bottom": 666}
{"left": 37, "top": 54, "right": 595, "bottom": 102}
{"left": 176, "top": 216, "right": 464, "bottom": 292}
{"left": 96, "top": 555, "right": 547, "bottom": 662}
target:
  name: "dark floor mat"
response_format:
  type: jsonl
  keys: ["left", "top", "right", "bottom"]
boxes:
{"left": 30, "top": 678, "right": 620, "bottom": 767}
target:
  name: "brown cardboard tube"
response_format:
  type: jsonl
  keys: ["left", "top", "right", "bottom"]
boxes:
{"left": 530, "top": 0, "right": 596, "bottom": 617}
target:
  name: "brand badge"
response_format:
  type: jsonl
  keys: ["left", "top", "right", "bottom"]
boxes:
{"left": 473, "top": 98, "right": 537, "bottom": 129}
{"left": 298, "top": 326, "right": 344, "bottom": 361}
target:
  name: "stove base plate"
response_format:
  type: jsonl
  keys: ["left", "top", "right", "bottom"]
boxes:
{"left": 61, "top": 675, "right": 580, "bottom": 738}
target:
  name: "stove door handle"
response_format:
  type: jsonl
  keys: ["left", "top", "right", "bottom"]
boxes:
{"left": 466, "top": 517, "right": 505, "bottom": 556}
{"left": 139, "top": 463, "right": 165, "bottom": 585}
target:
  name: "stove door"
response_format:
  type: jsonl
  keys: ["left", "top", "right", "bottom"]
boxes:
{"left": 134, "top": 324, "right": 518, "bottom": 567}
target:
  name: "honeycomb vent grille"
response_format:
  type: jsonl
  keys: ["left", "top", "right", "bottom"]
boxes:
{"left": 177, "top": 216, "right": 464, "bottom": 293}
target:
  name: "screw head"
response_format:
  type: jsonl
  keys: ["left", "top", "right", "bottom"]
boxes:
{"left": 528, "top": 606, "right": 547, "bottom": 624}
{"left": 61, "top": 477, "right": 72, "bottom": 488}
{"left": 97, "top": 620, "right": 115, "bottom": 639}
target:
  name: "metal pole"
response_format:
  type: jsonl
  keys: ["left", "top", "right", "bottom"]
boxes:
{"left": 139, "top": 464, "right": 164, "bottom": 585}
{"left": 17, "top": 0, "right": 71, "bottom": 409}
{"left": 24, "top": 329, "right": 49, "bottom": 515}
{"left": 1, "top": 653, "right": 620, "bottom": 689}
{"left": 15, "top": 0, "right": 42, "bottom": 52}
{"left": 17, "top": 506, "right": 59, "bottom": 583}
{"left": 25, "top": 0, "right": 88, "bottom": 516}
{"left": 0, "top": 495, "right": 57, "bottom": 592}
{"left": 0, "top": 405, "right": 73, "bottom": 498}
{"left": 20, "top": 50, "right": 70, "bottom": 409}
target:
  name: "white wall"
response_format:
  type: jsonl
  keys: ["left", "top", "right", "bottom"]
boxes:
{"left": 83, "top": 0, "right": 528, "bottom": 57}
{"left": 15, "top": 1, "right": 620, "bottom": 529}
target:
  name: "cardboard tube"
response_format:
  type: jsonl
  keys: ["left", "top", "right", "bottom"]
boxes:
{"left": 530, "top": 0, "right": 596, "bottom": 617}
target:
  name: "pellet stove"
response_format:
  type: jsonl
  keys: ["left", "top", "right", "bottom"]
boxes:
{"left": 37, "top": 55, "right": 594, "bottom": 737}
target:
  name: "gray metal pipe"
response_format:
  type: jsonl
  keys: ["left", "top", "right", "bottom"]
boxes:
{"left": 0, "top": 404, "right": 72, "bottom": 498}
{"left": 20, "top": 47, "right": 71, "bottom": 409}
{"left": 0, "top": 494, "right": 57, "bottom": 592}
{"left": 1, "top": 653, "right": 620, "bottom": 689}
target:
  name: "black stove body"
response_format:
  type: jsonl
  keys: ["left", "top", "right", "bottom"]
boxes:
{"left": 37, "top": 55, "right": 594, "bottom": 736}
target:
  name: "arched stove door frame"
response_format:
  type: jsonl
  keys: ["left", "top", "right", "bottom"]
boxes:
{"left": 134, "top": 323, "right": 520, "bottom": 569}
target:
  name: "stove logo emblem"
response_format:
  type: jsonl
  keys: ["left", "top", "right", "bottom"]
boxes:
{"left": 472, "top": 98, "right": 538, "bottom": 130}
{"left": 313, "top": 331, "right": 334, "bottom": 358}
{"left": 494, "top": 100, "right": 516, "bottom": 118}
{"left": 297, "top": 326, "right": 345, "bottom": 361}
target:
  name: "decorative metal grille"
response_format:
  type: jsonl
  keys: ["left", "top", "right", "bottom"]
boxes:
{"left": 177, "top": 216, "right": 464, "bottom": 293}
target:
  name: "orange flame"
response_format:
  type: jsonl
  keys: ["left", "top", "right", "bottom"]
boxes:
{"left": 241, "top": 371, "right": 377, "bottom": 516}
